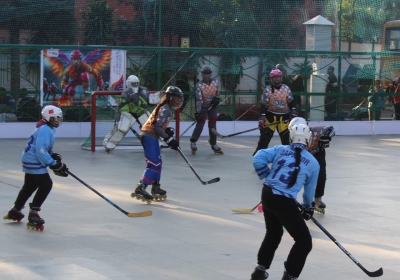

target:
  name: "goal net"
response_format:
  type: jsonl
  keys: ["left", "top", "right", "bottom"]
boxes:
{"left": 81, "top": 91, "right": 148, "bottom": 152}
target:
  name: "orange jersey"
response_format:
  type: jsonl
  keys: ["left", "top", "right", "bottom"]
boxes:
{"left": 262, "top": 84, "right": 293, "bottom": 114}
{"left": 195, "top": 79, "right": 219, "bottom": 111}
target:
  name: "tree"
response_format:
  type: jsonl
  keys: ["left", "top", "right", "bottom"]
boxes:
{"left": 80, "top": 0, "right": 115, "bottom": 45}
{"left": 341, "top": 0, "right": 400, "bottom": 46}
{"left": 0, "top": 0, "right": 77, "bottom": 90}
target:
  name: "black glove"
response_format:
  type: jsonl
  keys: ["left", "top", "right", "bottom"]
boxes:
{"left": 301, "top": 202, "right": 315, "bottom": 221}
{"left": 194, "top": 112, "right": 201, "bottom": 122}
{"left": 164, "top": 136, "right": 179, "bottom": 150}
{"left": 319, "top": 135, "right": 331, "bottom": 149}
{"left": 49, "top": 161, "right": 69, "bottom": 177}
{"left": 165, "top": 127, "right": 175, "bottom": 138}
{"left": 289, "top": 108, "right": 298, "bottom": 120}
{"left": 211, "top": 96, "right": 220, "bottom": 108}
{"left": 258, "top": 114, "right": 266, "bottom": 133}
{"left": 51, "top": 153, "right": 62, "bottom": 162}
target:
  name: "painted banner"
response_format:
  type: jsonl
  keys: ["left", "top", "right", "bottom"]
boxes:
{"left": 41, "top": 49, "right": 126, "bottom": 107}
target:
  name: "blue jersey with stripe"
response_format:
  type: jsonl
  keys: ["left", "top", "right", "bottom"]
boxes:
{"left": 21, "top": 125, "right": 58, "bottom": 174}
{"left": 253, "top": 145, "right": 320, "bottom": 207}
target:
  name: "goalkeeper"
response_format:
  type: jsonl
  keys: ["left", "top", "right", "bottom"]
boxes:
{"left": 103, "top": 75, "right": 150, "bottom": 152}
{"left": 289, "top": 117, "right": 335, "bottom": 212}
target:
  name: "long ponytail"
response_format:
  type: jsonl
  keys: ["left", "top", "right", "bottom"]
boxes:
{"left": 287, "top": 147, "right": 302, "bottom": 188}
{"left": 150, "top": 96, "right": 168, "bottom": 126}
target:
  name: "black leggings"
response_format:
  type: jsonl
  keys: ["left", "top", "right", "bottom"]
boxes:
{"left": 313, "top": 149, "right": 327, "bottom": 198}
{"left": 257, "top": 186, "right": 312, "bottom": 278}
{"left": 14, "top": 173, "right": 53, "bottom": 210}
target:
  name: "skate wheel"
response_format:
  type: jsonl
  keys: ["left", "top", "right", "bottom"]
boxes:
{"left": 146, "top": 200, "right": 152, "bottom": 204}
{"left": 257, "top": 205, "right": 263, "bottom": 212}
{"left": 38, "top": 225, "right": 44, "bottom": 231}
{"left": 3, "top": 215, "right": 8, "bottom": 220}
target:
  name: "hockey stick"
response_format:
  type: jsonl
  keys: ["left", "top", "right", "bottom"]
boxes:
{"left": 176, "top": 147, "right": 220, "bottom": 185}
{"left": 67, "top": 171, "right": 152, "bottom": 218}
{"left": 296, "top": 201, "right": 383, "bottom": 277}
{"left": 310, "top": 216, "right": 383, "bottom": 277}
{"left": 177, "top": 96, "right": 231, "bottom": 140}
{"left": 231, "top": 201, "right": 261, "bottom": 213}
{"left": 235, "top": 100, "right": 262, "bottom": 121}
{"left": 211, "top": 120, "right": 289, "bottom": 139}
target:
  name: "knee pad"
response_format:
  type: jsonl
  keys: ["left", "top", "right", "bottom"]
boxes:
{"left": 118, "top": 112, "right": 136, "bottom": 133}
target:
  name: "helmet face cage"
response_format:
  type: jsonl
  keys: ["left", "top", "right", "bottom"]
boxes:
{"left": 288, "top": 117, "right": 307, "bottom": 130}
{"left": 289, "top": 124, "right": 311, "bottom": 146}
{"left": 126, "top": 75, "right": 140, "bottom": 92}
{"left": 201, "top": 66, "right": 212, "bottom": 74}
{"left": 41, "top": 105, "right": 63, "bottom": 123}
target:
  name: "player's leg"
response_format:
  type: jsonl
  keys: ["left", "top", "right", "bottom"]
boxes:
{"left": 190, "top": 108, "right": 207, "bottom": 154}
{"left": 313, "top": 149, "right": 327, "bottom": 212}
{"left": 132, "top": 136, "right": 161, "bottom": 203}
{"left": 208, "top": 108, "right": 223, "bottom": 155}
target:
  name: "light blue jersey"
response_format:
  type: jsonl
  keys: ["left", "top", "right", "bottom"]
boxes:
{"left": 253, "top": 145, "right": 320, "bottom": 207}
{"left": 21, "top": 125, "right": 58, "bottom": 174}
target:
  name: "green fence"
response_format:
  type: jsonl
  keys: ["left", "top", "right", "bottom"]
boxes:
{"left": 1, "top": 0, "right": 400, "bottom": 122}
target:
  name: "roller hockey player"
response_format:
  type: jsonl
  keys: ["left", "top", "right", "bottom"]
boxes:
{"left": 131, "top": 86, "right": 183, "bottom": 203}
{"left": 253, "top": 69, "right": 297, "bottom": 156}
{"left": 289, "top": 117, "right": 335, "bottom": 214}
{"left": 3, "top": 105, "right": 69, "bottom": 231}
{"left": 251, "top": 123, "right": 319, "bottom": 280}
{"left": 102, "top": 75, "right": 150, "bottom": 152}
{"left": 190, "top": 65, "right": 223, "bottom": 155}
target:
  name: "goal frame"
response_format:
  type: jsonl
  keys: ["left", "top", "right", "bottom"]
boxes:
{"left": 87, "top": 90, "right": 181, "bottom": 152}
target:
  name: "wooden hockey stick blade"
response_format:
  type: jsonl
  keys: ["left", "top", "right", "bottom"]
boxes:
{"left": 211, "top": 128, "right": 224, "bottom": 138}
{"left": 127, "top": 210, "right": 152, "bottom": 218}
{"left": 231, "top": 201, "right": 261, "bottom": 213}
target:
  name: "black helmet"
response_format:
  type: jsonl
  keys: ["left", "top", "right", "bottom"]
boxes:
{"left": 201, "top": 65, "right": 212, "bottom": 74}
{"left": 165, "top": 86, "right": 183, "bottom": 99}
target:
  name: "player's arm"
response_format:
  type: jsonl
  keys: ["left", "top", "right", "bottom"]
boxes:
{"left": 195, "top": 82, "right": 203, "bottom": 112}
{"left": 302, "top": 160, "right": 319, "bottom": 207}
{"left": 253, "top": 146, "right": 278, "bottom": 180}
{"left": 35, "top": 129, "right": 57, "bottom": 167}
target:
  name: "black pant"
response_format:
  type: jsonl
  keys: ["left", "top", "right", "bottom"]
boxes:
{"left": 313, "top": 149, "right": 327, "bottom": 198}
{"left": 14, "top": 173, "right": 53, "bottom": 210}
{"left": 253, "top": 112, "right": 290, "bottom": 155}
{"left": 394, "top": 103, "right": 400, "bottom": 120}
{"left": 257, "top": 186, "right": 312, "bottom": 278}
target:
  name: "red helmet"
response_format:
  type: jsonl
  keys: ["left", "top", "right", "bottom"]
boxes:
{"left": 270, "top": 69, "right": 282, "bottom": 78}
{"left": 70, "top": 50, "right": 82, "bottom": 60}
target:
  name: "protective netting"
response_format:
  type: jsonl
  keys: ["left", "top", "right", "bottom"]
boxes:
{"left": 1, "top": 0, "right": 400, "bottom": 122}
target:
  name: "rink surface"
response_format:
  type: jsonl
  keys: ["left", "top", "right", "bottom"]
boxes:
{"left": 0, "top": 135, "right": 399, "bottom": 280}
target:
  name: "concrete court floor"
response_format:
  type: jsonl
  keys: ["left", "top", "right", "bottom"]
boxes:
{"left": 0, "top": 135, "right": 399, "bottom": 280}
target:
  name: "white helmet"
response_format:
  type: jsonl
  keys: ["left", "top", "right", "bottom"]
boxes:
{"left": 288, "top": 117, "right": 307, "bottom": 130}
{"left": 126, "top": 75, "right": 140, "bottom": 93}
{"left": 41, "top": 105, "right": 63, "bottom": 122}
{"left": 289, "top": 123, "right": 311, "bottom": 146}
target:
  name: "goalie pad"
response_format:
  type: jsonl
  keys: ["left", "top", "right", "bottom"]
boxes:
{"left": 102, "top": 112, "right": 136, "bottom": 151}
{"left": 118, "top": 112, "right": 136, "bottom": 133}
{"left": 137, "top": 111, "right": 150, "bottom": 127}
{"left": 149, "top": 91, "right": 161, "bottom": 104}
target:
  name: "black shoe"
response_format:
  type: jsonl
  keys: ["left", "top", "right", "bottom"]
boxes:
{"left": 251, "top": 266, "right": 269, "bottom": 280}
{"left": 281, "top": 271, "right": 297, "bottom": 280}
